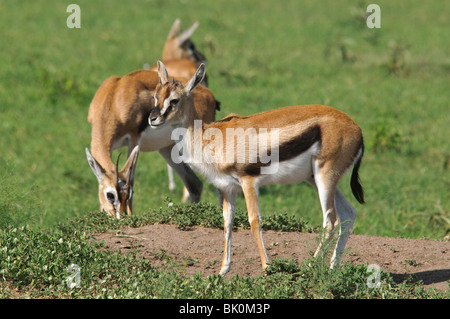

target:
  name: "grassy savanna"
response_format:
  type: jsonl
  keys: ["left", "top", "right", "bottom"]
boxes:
{"left": 0, "top": 0, "right": 449, "bottom": 298}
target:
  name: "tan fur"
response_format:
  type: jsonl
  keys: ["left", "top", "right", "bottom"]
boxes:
{"left": 204, "top": 105, "right": 363, "bottom": 174}
{"left": 149, "top": 59, "right": 200, "bottom": 83}
{"left": 151, "top": 62, "right": 365, "bottom": 275}
{"left": 161, "top": 19, "right": 202, "bottom": 63}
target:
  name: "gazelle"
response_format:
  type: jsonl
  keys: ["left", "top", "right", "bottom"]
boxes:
{"left": 150, "top": 61, "right": 365, "bottom": 275}
{"left": 86, "top": 69, "right": 219, "bottom": 220}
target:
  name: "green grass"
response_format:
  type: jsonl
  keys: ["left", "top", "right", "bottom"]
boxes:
{"left": 1, "top": 202, "right": 447, "bottom": 299}
{"left": 1, "top": 0, "right": 448, "bottom": 238}
{"left": 0, "top": 0, "right": 449, "bottom": 299}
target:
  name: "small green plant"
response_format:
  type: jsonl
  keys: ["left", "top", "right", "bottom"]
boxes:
{"left": 152, "top": 248, "right": 171, "bottom": 262}
{"left": 265, "top": 258, "right": 300, "bottom": 276}
{"left": 401, "top": 259, "right": 421, "bottom": 267}
{"left": 324, "top": 35, "right": 357, "bottom": 63}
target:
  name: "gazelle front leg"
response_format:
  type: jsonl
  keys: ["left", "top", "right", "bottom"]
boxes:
{"left": 220, "top": 190, "right": 237, "bottom": 275}
{"left": 240, "top": 177, "right": 268, "bottom": 271}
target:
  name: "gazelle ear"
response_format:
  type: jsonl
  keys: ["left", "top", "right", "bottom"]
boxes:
{"left": 157, "top": 60, "right": 169, "bottom": 85}
{"left": 120, "top": 145, "right": 140, "bottom": 185}
{"left": 86, "top": 148, "right": 105, "bottom": 183}
{"left": 178, "top": 21, "right": 199, "bottom": 45}
{"left": 167, "top": 19, "right": 180, "bottom": 40}
{"left": 184, "top": 63, "right": 205, "bottom": 95}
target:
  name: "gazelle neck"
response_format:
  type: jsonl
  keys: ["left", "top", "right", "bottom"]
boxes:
{"left": 178, "top": 96, "right": 204, "bottom": 163}
{"left": 184, "top": 95, "right": 202, "bottom": 130}
{"left": 90, "top": 135, "right": 115, "bottom": 172}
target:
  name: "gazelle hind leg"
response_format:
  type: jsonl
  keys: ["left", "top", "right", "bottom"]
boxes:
{"left": 310, "top": 171, "right": 338, "bottom": 260}
{"left": 330, "top": 189, "right": 357, "bottom": 268}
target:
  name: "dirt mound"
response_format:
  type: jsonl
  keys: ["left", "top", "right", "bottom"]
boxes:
{"left": 94, "top": 224, "right": 449, "bottom": 291}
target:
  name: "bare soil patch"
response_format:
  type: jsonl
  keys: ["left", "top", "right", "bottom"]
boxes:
{"left": 94, "top": 224, "right": 449, "bottom": 291}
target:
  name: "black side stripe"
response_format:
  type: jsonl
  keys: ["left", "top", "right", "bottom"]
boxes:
{"left": 243, "top": 125, "right": 321, "bottom": 176}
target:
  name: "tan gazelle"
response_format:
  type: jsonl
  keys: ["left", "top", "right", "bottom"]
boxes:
{"left": 150, "top": 61, "right": 365, "bottom": 275}
{"left": 86, "top": 69, "right": 219, "bottom": 220}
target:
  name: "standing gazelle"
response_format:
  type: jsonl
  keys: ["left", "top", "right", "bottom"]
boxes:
{"left": 86, "top": 69, "right": 219, "bottom": 219}
{"left": 150, "top": 61, "right": 365, "bottom": 275}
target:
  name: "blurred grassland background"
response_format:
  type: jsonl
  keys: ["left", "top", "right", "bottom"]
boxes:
{"left": 0, "top": 0, "right": 448, "bottom": 239}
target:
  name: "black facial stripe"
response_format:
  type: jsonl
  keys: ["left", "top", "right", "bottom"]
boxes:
{"left": 163, "top": 104, "right": 172, "bottom": 116}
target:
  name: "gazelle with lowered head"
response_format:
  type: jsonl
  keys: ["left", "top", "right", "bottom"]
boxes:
{"left": 86, "top": 69, "right": 219, "bottom": 220}
{"left": 150, "top": 61, "right": 365, "bottom": 275}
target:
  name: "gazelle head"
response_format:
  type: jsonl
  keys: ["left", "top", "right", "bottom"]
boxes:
{"left": 163, "top": 19, "right": 207, "bottom": 66}
{"left": 149, "top": 61, "right": 205, "bottom": 128}
{"left": 85, "top": 146, "right": 139, "bottom": 219}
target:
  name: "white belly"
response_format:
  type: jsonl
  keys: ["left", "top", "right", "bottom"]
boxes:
{"left": 190, "top": 162, "right": 242, "bottom": 193}
{"left": 188, "top": 143, "right": 318, "bottom": 193}
{"left": 256, "top": 142, "right": 318, "bottom": 187}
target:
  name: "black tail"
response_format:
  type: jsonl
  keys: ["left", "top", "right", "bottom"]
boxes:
{"left": 350, "top": 144, "right": 365, "bottom": 204}
{"left": 215, "top": 100, "right": 221, "bottom": 111}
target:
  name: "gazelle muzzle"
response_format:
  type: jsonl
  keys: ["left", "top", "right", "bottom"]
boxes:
{"left": 149, "top": 106, "right": 166, "bottom": 127}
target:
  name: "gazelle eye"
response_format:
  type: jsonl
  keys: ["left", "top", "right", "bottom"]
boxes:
{"left": 171, "top": 99, "right": 179, "bottom": 106}
{"left": 106, "top": 192, "right": 115, "bottom": 203}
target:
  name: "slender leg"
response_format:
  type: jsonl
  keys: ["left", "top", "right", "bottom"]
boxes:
{"left": 220, "top": 190, "right": 237, "bottom": 275}
{"left": 216, "top": 188, "right": 224, "bottom": 208}
{"left": 312, "top": 172, "right": 338, "bottom": 260}
{"left": 181, "top": 186, "right": 190, "bottom": 203}
{"left": 241, "top": 177, "right": 268, "bottom": 270}
{"left": 330, "top": 189, "right": 357, "bottom": 267}
{"left": 167, "top": 165, "right": 190, "bottom": 203}
{"left": 167, "top": 165, "right": 176, "bottom": 191}
{"left": 168, "top": 134, "right": 190, "bottom": 202}
{"left": 159, "top": 146, "right": 203, "bottom": 203}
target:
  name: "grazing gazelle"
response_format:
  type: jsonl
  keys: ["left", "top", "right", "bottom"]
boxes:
{"left": 86, "top": 69, "right": 219, "bottom": 220}
{"left": 150, "top": 61, "right": 365, "bottom": 275}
